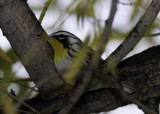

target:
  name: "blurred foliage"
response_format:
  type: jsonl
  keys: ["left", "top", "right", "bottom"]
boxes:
{"left": 0, "top": 47, "right": 31, "bottom": 105}
{"left": 2, "top": 95, "right": 17, "bottom": 114}
{"left": 0, "top": 0, "right": 160, "bottom": 113}
{"left": 71, "top": 0, "right": 97, "bottom": 24}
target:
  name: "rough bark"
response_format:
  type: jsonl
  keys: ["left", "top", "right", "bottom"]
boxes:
{"left": 0, "top": 0, "right": 63, "bottom": 100}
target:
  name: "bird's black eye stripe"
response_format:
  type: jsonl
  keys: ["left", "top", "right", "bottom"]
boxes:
{"left": 54, "top": 34, "right": 66, "bottom": 39}
{"left": 59, "top": 34, "right": 66, "bottom": 39}
{"left": 55, "top": 35, "right": 69, "bottom": 48}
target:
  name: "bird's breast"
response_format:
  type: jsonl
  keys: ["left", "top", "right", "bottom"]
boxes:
{"left": 47, "top": 39, "right": 73, "bottom": 72}
{"left": 48, "top": 39, "right": 68, "bottom": 63}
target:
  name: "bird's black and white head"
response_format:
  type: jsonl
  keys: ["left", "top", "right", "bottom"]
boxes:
{"left": 46, "top": 31, "right": 83, "bottom": 71}
{"left": 47, "top": 31, "right": 82, "bottom": 48}
{"left": 44, "top": 31, "right": 103, "bottom": 85}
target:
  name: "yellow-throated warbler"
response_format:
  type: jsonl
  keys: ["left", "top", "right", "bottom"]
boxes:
{"left": 42, "top": 31, "right": 104, "bottom": 89}
{"left": 46, "top": 31, "right": 104, "bottom": 73}
{"left": 41, "top": 31, "right": 133, "bottom": 93}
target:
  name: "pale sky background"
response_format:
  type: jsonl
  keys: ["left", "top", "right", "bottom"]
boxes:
{"left": 0, "top": 0, "right": 160, "bottom": 114}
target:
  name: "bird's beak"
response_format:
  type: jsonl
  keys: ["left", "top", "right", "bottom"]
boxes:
{"left": 36, "top": 33, "right": 55, "bottom": 41}
{"left": 46, "top": 34, "right": 55, "bottom": 40}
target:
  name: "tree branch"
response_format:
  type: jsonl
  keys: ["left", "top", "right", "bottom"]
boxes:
{"left": 0, "top": 0, "right": 63, "bottom": 100}
{"left": 105, "top": 0, "right": 160, "bottom": 65}
{"left": 97, "top": 0, "right": 117, "bottom": 54}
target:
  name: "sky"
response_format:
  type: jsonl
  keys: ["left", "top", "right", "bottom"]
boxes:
{"left": 0, "top": 0, "right": 160, "bottom": 114}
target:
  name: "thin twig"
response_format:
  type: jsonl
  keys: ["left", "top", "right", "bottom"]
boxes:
{"left": 0, "top": 85, "right": 40, "bottom": 114}
{"left": 96, "top": 0, "right": 117, "bottom": 55}
{"left": 16, "top": 83, "right": 38, "bottom": 92}
{"left": 0, "top": 78, "right": 31, "bottom": 83}
{"left": 39, "top": 0, "right": 53, "bottom": 23}
{"left": 145, "top": 32, "right": 160, "bottom": 37}
{"left": 0, "top": 78, "right": 37, "bottom": 91}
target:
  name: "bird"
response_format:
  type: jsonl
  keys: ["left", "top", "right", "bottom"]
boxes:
{"left": 38, "top": 31, "right": 134, "bottom": 93}
{"left": 46, "top": 31, "right": 103, "bottom": 72}
{"left": 38, "top": 31, "right": 104, "bottom": 89}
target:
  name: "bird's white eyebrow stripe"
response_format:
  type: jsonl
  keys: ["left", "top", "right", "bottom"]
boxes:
{"left": 68, "top": 37, "right": 79, "bottom": 43}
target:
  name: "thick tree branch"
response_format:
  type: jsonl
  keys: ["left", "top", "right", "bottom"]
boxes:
{"left": 0, "top": 0, "right": 63, "bottom": 100}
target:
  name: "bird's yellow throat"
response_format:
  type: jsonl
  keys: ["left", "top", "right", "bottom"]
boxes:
{"left": 47, "top": 39, "right": 68, "bottom": 64}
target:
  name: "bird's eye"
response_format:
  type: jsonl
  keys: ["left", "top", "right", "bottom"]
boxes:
{"left": 53, "top": 34, "right": 65, "bottom": 39}
{"left": 58, "top": 34, "right": 65, "bottom": 39}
